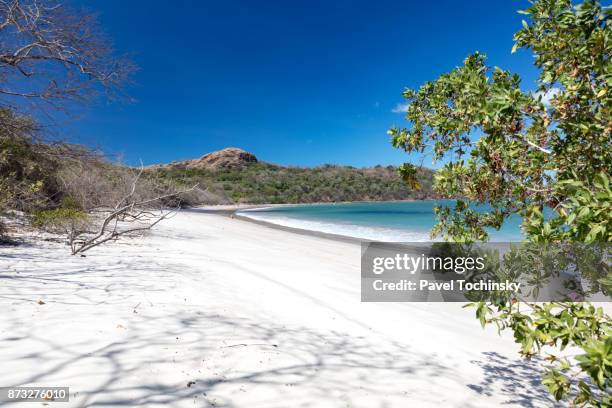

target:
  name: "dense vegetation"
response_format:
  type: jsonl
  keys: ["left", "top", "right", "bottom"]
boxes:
{"left": 391, "top": 0, "right": 610, "bottom": 405}
{"left": 148, "top": 162, "right": 435, "bottom": 204}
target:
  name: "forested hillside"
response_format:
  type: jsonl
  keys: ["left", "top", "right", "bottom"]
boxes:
{"left": 148, "top": 159, "right": 435, "bottom": 204}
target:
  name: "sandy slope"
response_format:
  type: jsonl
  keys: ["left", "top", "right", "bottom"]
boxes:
{"left": 0, "top": 211, "right": 558, "bottom": 407}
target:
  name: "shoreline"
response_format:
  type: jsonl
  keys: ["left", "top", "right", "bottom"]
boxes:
{"left": 190, "top": 201, "right": 440, "bottom": 244}
{"left": 190, "top": 199, "right": 527, "bottom": 244}
{"left": 184, "top": 206, "right": 364, "bottom": 245}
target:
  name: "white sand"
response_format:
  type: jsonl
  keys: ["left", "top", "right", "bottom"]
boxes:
{"left": 0, "top": 211, "right": 557, "bottom": 407}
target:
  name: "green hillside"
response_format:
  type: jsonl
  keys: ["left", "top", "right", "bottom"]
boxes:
{"left": 148, "top": 162, "right": 435, "bottom": 204}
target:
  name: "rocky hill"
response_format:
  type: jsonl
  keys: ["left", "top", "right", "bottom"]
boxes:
{"left": 151, "top": 147, "right": 258, "bottom": 170}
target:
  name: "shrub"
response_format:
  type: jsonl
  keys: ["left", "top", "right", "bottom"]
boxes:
{"left": 30, "top": 207, "right": 88, "bottom": 230}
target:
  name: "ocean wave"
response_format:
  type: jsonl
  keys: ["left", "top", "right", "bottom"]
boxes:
{"left": 236, "top": 211, "right": 433, "bottom": 242}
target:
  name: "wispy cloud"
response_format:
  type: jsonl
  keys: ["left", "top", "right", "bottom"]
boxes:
{"left": 533, "top": 87, "right": 560, "bottom": 107}
{"left": 392, "top": 103, "right": 409, "bottom": 113}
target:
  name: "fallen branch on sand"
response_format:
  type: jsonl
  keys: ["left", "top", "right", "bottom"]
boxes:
{"left": 67, "top": 167, "right": 198, "bottom": 255}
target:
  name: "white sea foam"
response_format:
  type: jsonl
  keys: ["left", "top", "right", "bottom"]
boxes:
{"left": 237, "top": 211, "right": 432, "bottom": 242}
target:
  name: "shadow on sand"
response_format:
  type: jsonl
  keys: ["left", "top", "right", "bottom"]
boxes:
{"left": 0, "top": 243, "right": 556, "bottom": 408}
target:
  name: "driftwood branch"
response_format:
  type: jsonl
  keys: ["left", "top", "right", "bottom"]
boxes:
{"left": 66, "top": 166, "right": 197, "bottom": 255}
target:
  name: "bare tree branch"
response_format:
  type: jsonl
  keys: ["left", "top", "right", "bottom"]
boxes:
{"left": 0, "top": 0, "right": 136, "bottom": 120}
{"left": 67, "top": 170, "right": 198, "bottom": 254}
{"left": 525, "top": 139, "right": 552, "bottom": 154}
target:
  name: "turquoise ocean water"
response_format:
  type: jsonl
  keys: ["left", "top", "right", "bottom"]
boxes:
{"left": 237, "top": 200, "right": 525, "bottom": 242}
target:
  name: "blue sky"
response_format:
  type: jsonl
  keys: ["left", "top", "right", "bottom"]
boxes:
{"left": 63, "top": 0, "right": 539, "bottom": 167}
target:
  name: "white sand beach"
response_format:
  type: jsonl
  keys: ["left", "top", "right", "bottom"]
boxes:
{"left": 0, "top": 210, "right": 557, "bottom": 407}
